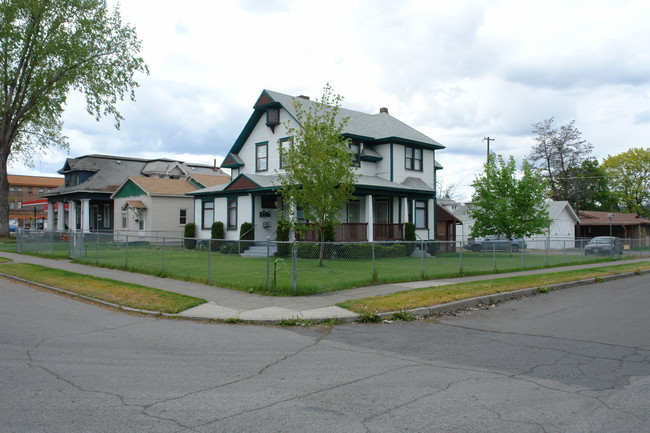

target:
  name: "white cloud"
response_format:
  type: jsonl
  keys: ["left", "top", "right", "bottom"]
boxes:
{"left": 9, "top": 0, "right": 650, "bottom": 201}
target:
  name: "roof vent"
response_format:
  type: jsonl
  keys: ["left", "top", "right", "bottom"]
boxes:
{"left": 298, "top": 95, "right": 310, "bottom": 100}
{"left": 379, "top": 107, "right": 389, "bottom": 114}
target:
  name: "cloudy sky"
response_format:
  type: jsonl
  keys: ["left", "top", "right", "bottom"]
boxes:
{"left": 11, "top": 0, "right": 650, "bottom": 200}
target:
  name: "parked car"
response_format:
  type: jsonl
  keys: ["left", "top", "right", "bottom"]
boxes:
{"left": 463, "top": 235, "right": 528, "bottom": 253}
{"left": 584, "top": 236, "right": 623, "bottom": 255}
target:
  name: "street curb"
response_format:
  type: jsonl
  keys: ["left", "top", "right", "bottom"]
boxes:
{"left": 2, "top": 266, "right": 649, "bottom": 325}
{"left": 378, "top": 268, "right": 650, "bottom": 320}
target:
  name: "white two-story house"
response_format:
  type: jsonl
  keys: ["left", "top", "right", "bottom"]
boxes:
{"left": 189, "top": 90, "right": 445, "bottom": 242}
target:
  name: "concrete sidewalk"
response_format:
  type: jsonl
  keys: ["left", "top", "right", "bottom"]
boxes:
{"left": 1, "top": 251, "right": 648, "bottom": 323}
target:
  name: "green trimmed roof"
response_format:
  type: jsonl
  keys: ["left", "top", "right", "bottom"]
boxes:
{"left": 224, "top": 90, "right": 445, "bottom": 161}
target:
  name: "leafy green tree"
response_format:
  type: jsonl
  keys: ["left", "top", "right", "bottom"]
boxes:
{"left": 469, "top": 154, "right": 550, "bottom": 247}
{"left": 569, "top": 159, "right": 617, "bottom": 212}
{"left": 0, "top": 0, "right": 147, "bottom": 235}
{"left": 276, "top": 84, "right": 357, "bottom": 266}
{"left": 529, "top": 117, "right": 593, "bottom": 206}
{"left": 601, "top": 147, "right": 650, "bottom": 216}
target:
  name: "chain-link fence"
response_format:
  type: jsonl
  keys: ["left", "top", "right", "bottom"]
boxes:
{"left": 14, "top": 230, "right": 650, "bottom": 295}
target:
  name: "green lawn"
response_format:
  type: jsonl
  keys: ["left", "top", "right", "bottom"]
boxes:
{"left": 338, "top": 262, "right": 650, "bottom": 314}
{"left": 70, "top": 242, "right": 622, "bottom": 295}
{"left": 0, "top": 263, "right": 205, "bottom": 313}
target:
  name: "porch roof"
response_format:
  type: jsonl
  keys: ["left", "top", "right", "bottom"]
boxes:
{"left": 189, "top": 173, "right": 434, "bottom": 198}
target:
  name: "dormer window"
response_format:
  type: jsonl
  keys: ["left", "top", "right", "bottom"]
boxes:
{"left": 266, "top": 107, "right": 280, "bottom": 126}
{"left": 349, "top": 141, "right": 361, "bottom": 167}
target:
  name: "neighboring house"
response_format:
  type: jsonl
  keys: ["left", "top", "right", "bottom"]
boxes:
{"left": 111, "top": 175, "right": 229, "bottom": 235}
{"left": 8, "top": 174, "right": 64, "bottom": 229}
{"left": 189, "top": 90, "right": 445, "bottom": 242}
{"left": 42, "top": 154, "right": 229, "bottom": 232}
{"left": 440, "top": 199, "right": 579, "bottom": 249}
{"left": 527, "top": 201, "right": 579, "bottom": 249}
{"left": 577, "top": 210, "right": 650, "bottom": 242}
{"left": 438, "top": 197, "right": 474, "bottom": 242}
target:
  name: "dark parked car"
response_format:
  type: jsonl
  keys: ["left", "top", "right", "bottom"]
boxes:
{"left": 463, "top": 235, "right": 528, "bottom": 253}
{"left": 584, "top": 236, "right": 623, "bottom": 255}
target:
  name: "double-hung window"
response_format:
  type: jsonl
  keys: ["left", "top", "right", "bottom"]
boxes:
{"left": 179, "top": 209, "right": 187, "bottom": 225}
{"left": 256, "top": 142, "right": 268, "bottom": 172}
{"left": 405, "top": 146, "right": 423, "bottom": 171}
{"left": 415, "top": 200, "right": 428, "bottom": 229}
{"left": 278, "top": 137, "right": 292, "bottom": 169}
{"left": 227, "top": 198, "right": 238, "bottom": 230}
{"left": 202, "top": 201, "right": 214, "bottom": 229}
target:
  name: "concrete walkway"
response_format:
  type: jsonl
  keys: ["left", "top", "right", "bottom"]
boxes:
{"left": 1, "top": 251, "right": 648, "bottom": 323}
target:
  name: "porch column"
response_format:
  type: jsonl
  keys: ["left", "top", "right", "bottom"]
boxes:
{"left": 430, "top": 198, "right": 436, "bottom": 240}
{"left": 81, "top": 199, "right": 91, "bottom": 233}
{"left": 56, "top": 202, "right": 65, "bottom": 231}
{"left": 68, "top": 201, "right": 77, "bottom": 232}
{"left": 366, "top": 195, "right": 374, "bottom": 242}
{"left": 401, "top": 197, "right": 408, "bottom": 224}
{"left": 47, "top": 203, "right": 55, "bottom": 231}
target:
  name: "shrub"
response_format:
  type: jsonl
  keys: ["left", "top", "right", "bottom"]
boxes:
{"left": 211, "top": 221, "right": 224, "bottom": 240}
{"left": 240, "top": 222, "right": 254, "bottom": 252}
{"left": 404, "top": 223, "right": 416, "bottom": 255}
{"left": 297, "top": 242, "right": 334, "bottom": 259}
{"left": 404, "top": 222, "right": 416, "bottom": 241}
{"left": 276, "top": 220, "right": 291, "bottom": 257}
{"left": 220, "top": 241, "right": 238, "bottom": 255}
{"left": 183, "top": 223, "right": 197, "bottom": 250}
{"left": 323, "top": 222, "right": 336, "bottom": 242}
{"left": 211, "top": 221, "right": 225, "bottom": 251}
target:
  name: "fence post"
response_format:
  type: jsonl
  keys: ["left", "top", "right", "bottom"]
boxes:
{"left": 266, "top": 239, "right": 271, "bottom": 290}
{"left": 125, "top": 233, "right": 129, "bottom": 268}
{"left": 458, "top": 239, "right": 463, "bottom": 274}
{"left": 207, "top": 239, "right": 212, "bottom": 283}
{"left": 371, "top": 242, "right": 376, "bottom": 280}
{"left": 420, "top": 240, "right": 425, "bottom": 278}
{"left": 162, "top": 237, "right": 166, "bottom": 274}
{"left": 492, "top": 243, "right": 497, "bottom": 272}
{"left": 292, "top": 241, "right": 297, "bottom": 294}
{"left": 95, "top": 233, "right": 99, "bottom": 264}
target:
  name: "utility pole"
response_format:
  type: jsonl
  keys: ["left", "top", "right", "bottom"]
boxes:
{"left": 482, "top": 137, "right": 495, "bottom": 164}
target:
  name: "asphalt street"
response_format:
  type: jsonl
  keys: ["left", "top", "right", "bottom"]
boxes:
{"left": 1, "top": 273, "right": 649, "bottom": 432}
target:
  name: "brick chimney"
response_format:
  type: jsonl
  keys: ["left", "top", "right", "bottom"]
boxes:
{"left": 379, "top": 107, "right": 389, "bottom": 114}
{"left": 298, "top": 95, "right": 310, "bottom": 100}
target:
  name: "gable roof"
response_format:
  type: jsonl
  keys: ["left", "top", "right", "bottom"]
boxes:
{"left": 128, "top": 177, "right": 198, "bottom": 195}
{"left": 45, "top": 154, "right": 227, "bottom": 197}
{"left": 547, "top": 201, "right": 579, "bottom": 223}
{"left": 190, "top": 174, "right": 231, "bottom": 188}
{"left": 227, "top": 90, "right": 445, "bottom": 158}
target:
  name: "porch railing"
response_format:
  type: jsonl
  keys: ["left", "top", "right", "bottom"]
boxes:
{"left": 336, "top": 223, "right": 368, "bottom": 242}
{"left": 374, "top": 223, "right": 403, "bottom": 241}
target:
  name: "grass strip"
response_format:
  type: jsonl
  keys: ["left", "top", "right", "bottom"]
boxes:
{"left": 337, "top": 262, "right": 650, "bottom": 314}
{"left": 0, "top": 263, "right": 206, "bottom": 314}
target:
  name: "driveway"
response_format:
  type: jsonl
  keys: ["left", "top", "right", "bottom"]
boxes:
{"left": 1, "top": 274, "right": 649, "bottom": 432}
